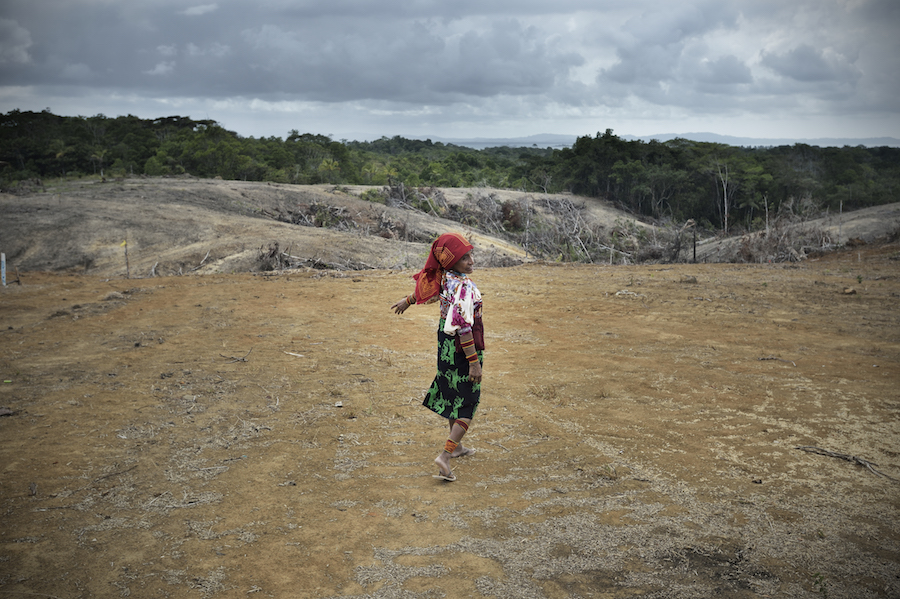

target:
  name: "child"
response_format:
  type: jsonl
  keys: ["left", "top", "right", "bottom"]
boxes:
{"left": 391, "top": 233, "right": 484, "bottom": 482}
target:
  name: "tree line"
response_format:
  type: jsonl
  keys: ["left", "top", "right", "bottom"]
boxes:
{"left": 2, "top": 109, "right": 898, "bottom": 234}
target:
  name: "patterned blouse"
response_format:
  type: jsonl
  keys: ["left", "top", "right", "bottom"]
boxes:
{"left": 439, "top": 271, "right": 482, "bottom": 337}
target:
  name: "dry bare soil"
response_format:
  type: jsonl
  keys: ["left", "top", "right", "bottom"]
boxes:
{"left": 1, "top": 179, "right": 899, "bottom": 599}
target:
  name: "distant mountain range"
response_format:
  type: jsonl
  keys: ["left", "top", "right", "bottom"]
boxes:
{"left": 421, "top": 132, "right": 900, "bottom": 150}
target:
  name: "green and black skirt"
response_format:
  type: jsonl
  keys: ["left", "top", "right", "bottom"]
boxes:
{"left": 422, "top": 324, "right": 483, "bottom": 420}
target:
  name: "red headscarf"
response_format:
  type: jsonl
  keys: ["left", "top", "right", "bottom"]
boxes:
{"left": 412, "top": 232, "right": 474, "bottom": 304}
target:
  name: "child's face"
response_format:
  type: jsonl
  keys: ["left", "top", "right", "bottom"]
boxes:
{"left": 451, "top": 252, "right": 474, "bottom": 274}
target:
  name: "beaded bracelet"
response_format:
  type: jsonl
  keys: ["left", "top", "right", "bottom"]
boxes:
{"left": 459, "top": 337, "right": 479, "bottom": 363}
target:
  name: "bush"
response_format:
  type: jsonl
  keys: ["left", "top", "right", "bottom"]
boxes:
{"left": 359, "top": 188, "right": 386, "bottom": 204}
{"left": 143, "top": 156, "right": 170, "bottom": 176}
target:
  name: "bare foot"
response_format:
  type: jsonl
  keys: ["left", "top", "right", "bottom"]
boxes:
{"left": 433, "top": 453, "right": 455, "bottom": 481}
{"left": 450, "top": 445, "right": 475, "bottom": 458}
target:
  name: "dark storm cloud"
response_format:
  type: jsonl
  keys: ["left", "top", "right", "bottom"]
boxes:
{"left": 0, "top": 0, "right": 897, "bottom": 140}
{"left": 0, "top": 18, "right": 32, "bottom": 64}
{"left": 760, "top": 45, "right": 861, "bottom": 84}
{"left": 595, "top": 2, "right": 750, "bottom": 101}
{"left": 0, "top": 1, "right": 583, "bottom": 102}
{"left": 694, "top": 56, "right": 753, "bottom": 86}
{"left": 587, "top": 0, "right": 898, "bottom": 124}
{"left": 232, "top": 17, "right": 582, "bottom": 103}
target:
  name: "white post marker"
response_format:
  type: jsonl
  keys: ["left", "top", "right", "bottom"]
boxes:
{"left": 1, "top": 253, "right": 6, "bottom": 286}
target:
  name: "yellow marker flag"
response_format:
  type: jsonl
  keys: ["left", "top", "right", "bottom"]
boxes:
{"left": 121, "top": 241, "right": 127, "bottom": 247}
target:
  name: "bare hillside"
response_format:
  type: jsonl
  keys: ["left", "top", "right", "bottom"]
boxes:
{"left": 1, "top": 177, "right": 897, "bottom": 279}
{"left": 1, "top": 178, "right": 537, "bottom": 278}
{"left": 0, "top": 177, "right": 900, "bottom": 277}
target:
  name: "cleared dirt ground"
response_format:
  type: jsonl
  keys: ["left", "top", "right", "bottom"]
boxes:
{"left": 1, "top": 247, "right": 898, "bottom": 599}
{"left": 1, "top": 180, "right": 899, "bottom": 598}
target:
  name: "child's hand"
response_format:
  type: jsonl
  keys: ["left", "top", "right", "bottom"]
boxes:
{"left": 391, "top": 297, "right": 411, "bottom": 314}
{"left": 468, "top": 361, "right": 482, "bottom": 384}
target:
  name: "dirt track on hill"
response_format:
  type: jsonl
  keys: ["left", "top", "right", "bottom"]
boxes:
{"left": 1, "top": 240, "right": 899, "bottom": 598}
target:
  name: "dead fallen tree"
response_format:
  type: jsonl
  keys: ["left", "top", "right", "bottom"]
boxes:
{"left": 698, "top": 218, "right": 836, "bottom": 264}
{"left": 262, "top": 202, "right": 357, "bottom": 230}
{"left": 381, "top": 183, "right": 449, "bottom": 217}
{"left": 256, "top": 242, "right": 374, "bottom": 271}
{"left": 260, "top": 185, "right": 854, "bottom": 268}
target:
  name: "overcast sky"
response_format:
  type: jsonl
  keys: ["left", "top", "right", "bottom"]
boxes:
{"left": 1, "top": 0, "right": 898, "bottom": 142}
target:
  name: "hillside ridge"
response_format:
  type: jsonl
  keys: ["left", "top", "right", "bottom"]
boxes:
{"left": 2, "top": 177, "right": 897, "bottom": 277}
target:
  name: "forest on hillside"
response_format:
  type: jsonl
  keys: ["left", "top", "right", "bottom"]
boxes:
{"left": 2, "top": 109, "right": 898, "bottom": 236}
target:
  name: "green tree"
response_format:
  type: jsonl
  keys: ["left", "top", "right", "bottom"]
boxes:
{"left": 643, "top": 163, "right": 689, "bottom": 219}
{"left": 318, "top": 157, "right": 340, "bottom": 183}
{"left": 90, "top": 147, "right": 108, "bottom": 176}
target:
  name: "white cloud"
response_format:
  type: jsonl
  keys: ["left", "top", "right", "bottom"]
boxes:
{"left": 157, "top": 44, "right": 177, "bottom": 58}
{"left": 693, "top": 55, "right": 753, "bottom": 86}
{"left": 181, "top": 4, "right": 218, "bottom": 17}
{"left": 187, "top": 42, "right": 230, "bottom": 58}
{"left": 145, "top": 61, "right": 175, "bottom": 76}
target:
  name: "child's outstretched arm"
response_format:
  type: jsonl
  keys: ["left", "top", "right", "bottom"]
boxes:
{"left": 390, "top": 293, "right": 416, "bottom": 315}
